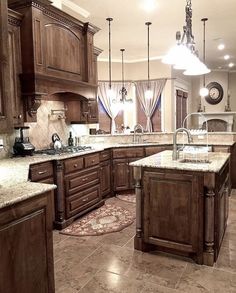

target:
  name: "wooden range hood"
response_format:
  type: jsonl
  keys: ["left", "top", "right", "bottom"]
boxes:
{"left": 8, "top": 0, "right": 102, "bottom": 122}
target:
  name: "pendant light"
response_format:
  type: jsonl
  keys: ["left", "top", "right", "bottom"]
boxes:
{"left": 162, "top": 0, "right": 210, "bottom": 76}
{"left": 106, "top": 17, "right": 115, "bottom": 100}
{"left": 199, "top": 18, "right": 210, "bottom": 97}
{"left": 119, "top": 49, "right": 132, "bottom": 103}
{"left": 145, "top": 22, "right": 153, "bottom": 99}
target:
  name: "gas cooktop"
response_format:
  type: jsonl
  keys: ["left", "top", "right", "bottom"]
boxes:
{"left": 34, "top": 146, "right": 93, "bottom": 156}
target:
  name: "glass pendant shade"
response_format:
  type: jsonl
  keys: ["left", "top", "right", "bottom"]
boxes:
{"left": 183, "top": 61, "right": 210, "bottom": 76}
{"left": 199, "top": 87, "right": 209, "bottom": 97}
{"left": 145, "top": 89, "right": 153, "bottom": 99}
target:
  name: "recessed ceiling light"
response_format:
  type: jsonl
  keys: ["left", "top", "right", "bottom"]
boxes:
{"left": 140, "top": 0, "right": 158, "bottom": 12}
{"left": 218, "top": 44, "right": 225, "bottom": 50}
{"left": 229, "top": 62, "right": 234, "bottom": 68}
{"left": 224, "top": 55, "right": 230, "bottom": 60}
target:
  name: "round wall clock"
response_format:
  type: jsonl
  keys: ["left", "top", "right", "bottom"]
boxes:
{"left": 205, "top": 82, "right": 224, "bottom": 105}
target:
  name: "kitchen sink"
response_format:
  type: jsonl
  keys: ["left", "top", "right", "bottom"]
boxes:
{"left": 179, "top": 158, "right": 211, "bottom": 164}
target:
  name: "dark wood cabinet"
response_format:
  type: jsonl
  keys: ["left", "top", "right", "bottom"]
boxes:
{"left": 65, "top": 98, "right": 98, "bottom": 124}
{"left": 145, "top": 145, "right": 172, "bottom": 156}
{"left": 100, "top": 150, "right": 111, "bottom": 198}
{"left": 29, "top": 161, "right": 55, "bottom": 222}
{"left": 143, "top": 171, "right": 202, "bottom": 256}
{"left": 54, "top": 152, "right": 104, "bottom": 229}
{"left": 8, "top": 0, "right": 101, "bottom": 122}
{"left": 112, "top": 147, "right": 145, "bottom": 191}
{"left": 0, "top": 191, "right": 55, "bottom": 293}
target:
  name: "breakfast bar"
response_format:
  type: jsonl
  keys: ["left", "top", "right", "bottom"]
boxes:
{"left": 130, "top": 150, "right": 230, "bottom": 266}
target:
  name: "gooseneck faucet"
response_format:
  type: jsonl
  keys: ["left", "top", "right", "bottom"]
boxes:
{"left": 133, "top": 124, "right": 144, "bottom": 143}
{"left": 172, "top": 128, "right": 192, "bottom": 160}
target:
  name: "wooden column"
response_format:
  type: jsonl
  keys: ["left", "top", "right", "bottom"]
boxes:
{"left": 133, "top": 166, "right": 143, "bottom": 249}
{"left": 203, "top": 173, "right": 215, "bottom": 266}
{"left": 54, "top": 160, "right": 66, "bottom": 229}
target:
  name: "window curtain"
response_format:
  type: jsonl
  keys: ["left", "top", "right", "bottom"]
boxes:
{"left": 98, "top": 81, "right": 132, "bottom": 133}
{"left": 135, "top": 79, "right": 167, "bottom": 132}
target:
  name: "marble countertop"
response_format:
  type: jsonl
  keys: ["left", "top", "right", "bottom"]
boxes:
{"left": 130, "top": 150, "right": 230, "bottom": 173}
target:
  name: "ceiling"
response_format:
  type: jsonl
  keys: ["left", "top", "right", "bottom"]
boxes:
{"left": 60, "top": 0, "right": 236, "bottom": 70}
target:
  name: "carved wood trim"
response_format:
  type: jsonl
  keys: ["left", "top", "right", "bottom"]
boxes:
{"left": 133, "top": 166, "right": 142, "bottom": 238}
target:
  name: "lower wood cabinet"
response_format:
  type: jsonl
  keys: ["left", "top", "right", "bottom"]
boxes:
{"left": 54, "top": 152, "right": 104, "bottom": 229}
{"left": 0, "top": 191, "right": 55, "bottom": 293}
{"left": 100, "top": 159, "right": 111, "bottom": 198}
{"left": 143, "top": 171, "right": 202, "bottom": 255}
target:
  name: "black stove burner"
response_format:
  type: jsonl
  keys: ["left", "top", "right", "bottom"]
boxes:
{"left": 34, "top": 146, "right": 92, "bottom": 156}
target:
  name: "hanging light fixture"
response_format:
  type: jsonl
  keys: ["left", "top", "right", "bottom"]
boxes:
{"left": 199, "top": 18, "right": 210, "bottom": 97}
{"left": 162, "top": 0, "right": 211, "bottom": 76}
{"left": 119, "top": 49, "right": 132, "bottom": 103}
{"left": 106, "top": 17, "right": 115, "bottom": 100}
{"left": 145, "top": 22, "right": 153, "bottom": 99}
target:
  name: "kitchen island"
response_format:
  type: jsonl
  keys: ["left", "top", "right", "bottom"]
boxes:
{"left": 130, "top": 150, "right": 230, "bottom": 266}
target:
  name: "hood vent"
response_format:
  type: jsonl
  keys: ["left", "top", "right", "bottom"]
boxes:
{"left": 8, "top": 0, "right": 101, "bottom": 122}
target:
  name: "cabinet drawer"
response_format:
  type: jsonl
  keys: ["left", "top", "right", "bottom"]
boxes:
{"left": 113, "top": 147, "right": 144, "bottom": 158}
{"left": 213, "top": 146, "right": 231, "bottom": 153}
{"left": 84, "top": 153, "right": 99, "bottom": 168}
{"left": 100, "top": 150, "right": 111, "bottom": 162}
{"left": 65, "top": 168, "right": 99, "bottom": 195}
{"left": 66, "top": 185, "right": 100, "bottom": 217}
{"left": 64, "top": 157, "right": 84, "bottom": 174}
{"left": 30, "top": 162, "right": 53, "bottom": 181}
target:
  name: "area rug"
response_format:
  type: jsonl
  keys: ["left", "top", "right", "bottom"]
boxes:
{"left": 60, "top": 203, "right": 135, "bottom": 237}
{"left": 116, "top": 193, "right": 136, "bottom": 204}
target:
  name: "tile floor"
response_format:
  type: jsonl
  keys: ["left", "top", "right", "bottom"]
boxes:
{"left": 54, "top": 191, "right": 236, "bottom": 293}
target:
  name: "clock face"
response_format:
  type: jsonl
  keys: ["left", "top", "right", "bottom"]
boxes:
{"left": 205, "top": 82, "right": 224, "bottom": 105}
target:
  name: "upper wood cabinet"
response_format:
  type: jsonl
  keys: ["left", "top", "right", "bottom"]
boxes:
{"left": 8, "top": 0, "right": 101, "bottom": 122}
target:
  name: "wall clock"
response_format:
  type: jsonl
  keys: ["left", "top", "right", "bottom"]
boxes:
{"left": 205, "top": 82, "right": 224, "bottom": 105}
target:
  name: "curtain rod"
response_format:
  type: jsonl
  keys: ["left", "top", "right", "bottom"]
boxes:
{"left": 98, "top": 77, "right": 175, "bottom": 83}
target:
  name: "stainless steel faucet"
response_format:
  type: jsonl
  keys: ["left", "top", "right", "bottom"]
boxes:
{"left": 172, "top": 127, "right": 192, "bottom": 160}
{"left": 133, "top": 124, "right": 144, "bottom": 143}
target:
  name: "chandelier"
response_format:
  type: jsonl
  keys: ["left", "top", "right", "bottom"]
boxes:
{"left": 119, "top": 49, "right": 132, "bottom": 103}
{"left": 162, "top": 0, "right": 211, "bottom": 76}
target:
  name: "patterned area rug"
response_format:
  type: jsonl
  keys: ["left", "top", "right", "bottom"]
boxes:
{"left": 60, "top": 203, "right": 135, "bottom": 237}
{"left": 116, "top": 193, "right": 136, "bottom": 203}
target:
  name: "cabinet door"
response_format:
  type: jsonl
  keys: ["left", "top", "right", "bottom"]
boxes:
{"left": 113, "top": 159, "right": 129, "bottom": 191}
{"left": 100, "top": 160, "right": 111, "bottom": 198}
{"left": 0, "top": 191, "right": 55, "bottom": 293}
{"left": 87, "top": 99, "right": 98, "bottom": 123}
{"left": 143, "top": 171, "right": 202, "bottom": 254}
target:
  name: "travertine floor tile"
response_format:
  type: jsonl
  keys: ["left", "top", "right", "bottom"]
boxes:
{"left": 78, "top": 270, "right": 146, "bottom": 293}
{"left": 176, "top": 263, "right": 236, "bottom": 292}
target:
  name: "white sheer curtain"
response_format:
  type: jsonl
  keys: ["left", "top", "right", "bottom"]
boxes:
{"left": 135, "top": 79, "right": 167, "bottom": 132}
{"left": 98, "top": 81, "right": 132, "bottom": 133}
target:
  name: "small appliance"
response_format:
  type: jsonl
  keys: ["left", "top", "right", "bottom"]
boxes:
{"left": 13, "top": 126, "right": 35, "bottom": 156}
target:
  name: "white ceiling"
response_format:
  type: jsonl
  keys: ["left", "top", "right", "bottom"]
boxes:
{"left": 61, "top": 0, "right": 236, "bottom": 70}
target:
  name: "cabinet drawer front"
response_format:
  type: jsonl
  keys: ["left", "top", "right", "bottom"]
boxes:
{"left": 66, "top": 185, "right": 100, "bottom": 217}
{"left": 64, "top": 157, "right": 84, "bottom": 174}
{"left": 113, "top": 147, "right": 144, "bottom": 158}
{"left": 84, "top": 153, "right": 99, "bottom": 168}
{"left": 66, "top": 169, "right": 99, "bottom": 195}
{"left": 30, "top": 162, "right": 53, "bottom": 181}
{"left": 100, "top": 150, "right": 111, "bottom": 161}
{"left": 145, "top": 146, "right": 166, "bottom": 157}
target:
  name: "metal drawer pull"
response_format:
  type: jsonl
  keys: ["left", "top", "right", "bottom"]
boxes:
{"left": 92, "top": 160, "right": 95, "bottom": 163}
{"left": 38, "top": 170, "right": 47, "bottom": 175}
{"left": 82, "top": 178, "right": 87, "bottom": 182}
{"left": 74, "top": 164, "right": 78, "bottom": 168}
{"left": 82, "top": 197, "right": 89, "bottom": 202}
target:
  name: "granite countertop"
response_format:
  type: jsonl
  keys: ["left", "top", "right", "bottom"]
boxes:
{"left": 0, "top": 148, "right": 104, "bottom": 209}
{"left": 130, "top": 150, "right": 230, "bottom": 173}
